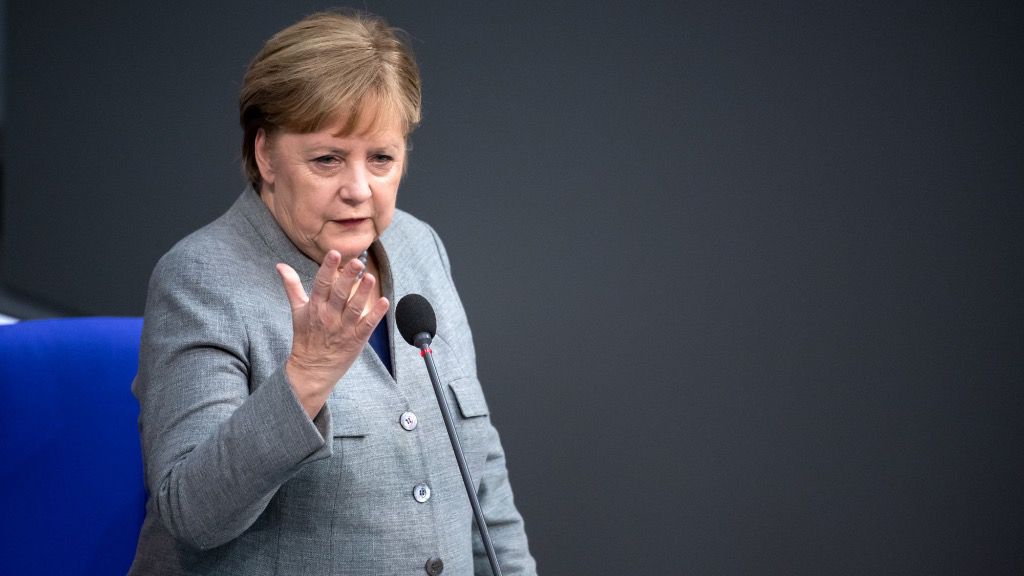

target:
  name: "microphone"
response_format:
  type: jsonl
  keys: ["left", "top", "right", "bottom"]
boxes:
{"left": 396, "top": 294, "right": 503, "bottom": 576}
{"left": 396, "top": 293, "right": 436, "bottom": 348}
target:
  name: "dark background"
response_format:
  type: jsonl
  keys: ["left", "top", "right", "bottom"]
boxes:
{"left": 3, "top": 1, "right": 1022, "bottom": 574}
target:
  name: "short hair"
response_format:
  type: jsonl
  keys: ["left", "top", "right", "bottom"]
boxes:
{"left": 239, "top": 10, "right": 422, "bottom": 189}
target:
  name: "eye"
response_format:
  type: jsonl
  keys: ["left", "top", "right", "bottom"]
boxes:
{"left": 313, "top": 155, "right": 341, "bottom": 166}
{"left": 369, "top": 154, "right": 395, "bottom": 167}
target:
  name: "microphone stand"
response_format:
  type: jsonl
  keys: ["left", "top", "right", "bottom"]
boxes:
{"left": 412, "top": 332, "right": 503, "bottom": 576}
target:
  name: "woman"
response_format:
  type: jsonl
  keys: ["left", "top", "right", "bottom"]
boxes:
{"left": 130, "top": 11, "right": 537, "bottom": 575}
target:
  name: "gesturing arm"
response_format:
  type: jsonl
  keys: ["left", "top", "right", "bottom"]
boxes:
{"left": 134, "top": 249, "right": 386, "bottom": 550}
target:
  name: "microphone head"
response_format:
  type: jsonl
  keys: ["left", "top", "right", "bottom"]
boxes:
{"left": 396, "top": 293, "right": 436, "bottom": 346}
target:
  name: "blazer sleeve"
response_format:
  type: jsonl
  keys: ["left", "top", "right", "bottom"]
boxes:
{"left": 134, "top": 248, "right": 333, "bottom": 550}
{"left": 425, "top": 225, "right": 539, "bottom": 575}
{"left": 470, "top": 423, "right": 539, "bottom": 576}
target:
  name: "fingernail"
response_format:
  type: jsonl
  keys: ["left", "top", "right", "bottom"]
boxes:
{"left": 346, "top": 258, "right": 364, "bottom": 279}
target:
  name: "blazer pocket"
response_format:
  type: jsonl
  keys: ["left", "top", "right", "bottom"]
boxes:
{"left": 330, "top": 397, "right": 371, "bottom": 438}
{"left": 447, "top": 377, "right": 492, "bottom": 478}
{"left": 448, "top": 377, "right": 490, "bottom": 419}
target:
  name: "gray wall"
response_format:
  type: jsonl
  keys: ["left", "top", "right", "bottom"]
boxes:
{"left": 4, "top": 1, "right": 1022, "bottom": 574}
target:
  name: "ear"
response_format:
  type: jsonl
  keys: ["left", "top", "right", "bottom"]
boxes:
{"left": 254, "top": 128, "right": 276, "bottom": 187}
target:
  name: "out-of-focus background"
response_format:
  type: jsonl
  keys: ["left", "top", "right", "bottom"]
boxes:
{"left": 1, "top": 1, "right": 1021, "bottom": 573}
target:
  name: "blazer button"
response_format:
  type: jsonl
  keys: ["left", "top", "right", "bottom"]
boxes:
{"left": 413, "top": 483, "right": 432, "bottom": 503}
{"left": 400, "top": 411, "right": 418, "bottom": 431}
{"left": 425, "top": 556, "right": 444, "bottom": 575}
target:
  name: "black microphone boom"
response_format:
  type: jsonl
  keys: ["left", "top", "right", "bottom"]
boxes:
{"left": 395, "top": 294, "right": 503, "bottom": 576}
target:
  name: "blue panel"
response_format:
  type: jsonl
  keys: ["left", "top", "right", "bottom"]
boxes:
{"left": 0, "top": 317, "right": 145, "bottom": 575}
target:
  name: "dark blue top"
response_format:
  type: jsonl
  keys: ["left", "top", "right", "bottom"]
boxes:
{"left": 369, "top": 319, "right": 392, "bottom": 376}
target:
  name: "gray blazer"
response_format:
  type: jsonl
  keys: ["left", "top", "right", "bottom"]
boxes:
{"left": 129, "top": 189, "right": 536, "bottom": 575}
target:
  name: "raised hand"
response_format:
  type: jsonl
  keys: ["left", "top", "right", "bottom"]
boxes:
{"left": 275, "top": 250, "right": 390, "bottom": 418}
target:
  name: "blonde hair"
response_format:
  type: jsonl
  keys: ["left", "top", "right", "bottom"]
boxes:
{"left": 239, "top": 10, "right": 422, "bottom": 189}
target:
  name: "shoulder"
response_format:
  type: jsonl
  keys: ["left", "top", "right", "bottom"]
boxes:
{"left": 152, "top": 195, "right": 278, "bottom": 287}
{"left": 146, "top": 198, "right": 282, "bottom": 322}
{"left": 156, "top": 208, "right": 253, "bottom": 277}
{"left": 386, "top": 209, "right": 441, "bottom": 244}
{"left": 382, "top": 209, "right": 453, "bottom": 275}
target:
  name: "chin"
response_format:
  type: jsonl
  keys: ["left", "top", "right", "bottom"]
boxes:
{"left": 331, "top": 240, "right": 373, "bottom": 259}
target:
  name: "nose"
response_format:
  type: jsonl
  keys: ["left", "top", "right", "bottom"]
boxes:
{"left": 338, "top": 162, "right": 372, "bottom": 203}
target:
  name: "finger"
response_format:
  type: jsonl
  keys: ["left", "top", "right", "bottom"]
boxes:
{"left": 328, "top": 257, "right": 367, "bottom": 313}
{"left": 310, "top": 251, "right": 342, "bottom": 304}
{"left": 354, "top": 297, "right": 390, "bottom": 341}
{"left": 341, "top": 271, "right": 376, "bottom": 324}
{"left": 275, "top": 263, "right": 309, "bottom": 310}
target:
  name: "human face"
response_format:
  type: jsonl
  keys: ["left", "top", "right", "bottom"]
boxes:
{"left": 255, "top": 112, "right": 405, "bottom": 265}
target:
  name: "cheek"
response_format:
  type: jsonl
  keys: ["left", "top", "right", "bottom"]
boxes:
{"left": 373, "top": 182, "right": 399, "bottom": 231}
{"left": 291, "top": 182, "right": 336, "bottom": 226}
{"left": 374, "top": 203, "right": 395, "bottom": 234}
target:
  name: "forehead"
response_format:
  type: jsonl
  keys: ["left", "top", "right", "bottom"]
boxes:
{"left": 325, "top": 95, "right": 407, "bottom": 140}
{"left": 279, "top": 113, "right": 404, "bottom": 151}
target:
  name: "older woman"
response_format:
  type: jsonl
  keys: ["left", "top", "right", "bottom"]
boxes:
{"left": 129, "top": 11, "right": 536, "bottom": 576}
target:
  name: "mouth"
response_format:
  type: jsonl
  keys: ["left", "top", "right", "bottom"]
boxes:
{"left": 331, "top": 217, "right": 369, "bottom": 228}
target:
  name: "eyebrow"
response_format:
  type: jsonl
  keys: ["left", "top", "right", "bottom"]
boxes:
{"left": 327, "top": 127, "right": 404, "bottom": 144}
{"left": 307, "top": 142, "right": 401, "bottom": 154}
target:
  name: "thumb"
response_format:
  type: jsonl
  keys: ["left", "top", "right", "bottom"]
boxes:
{"left": 276, "top": 263, "right": 309, "bottom": 310}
